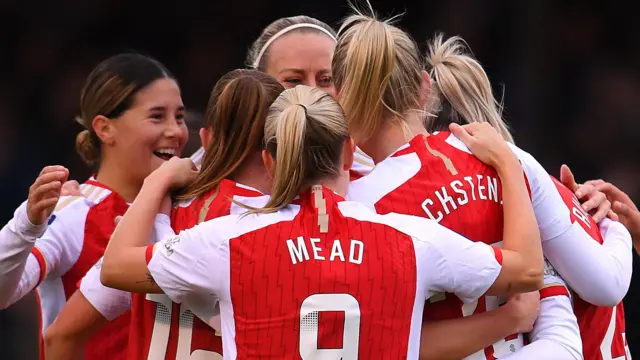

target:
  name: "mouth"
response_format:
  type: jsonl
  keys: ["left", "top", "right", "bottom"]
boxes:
{"left": 153, "top": 148, "right": 178, "bottom": 161}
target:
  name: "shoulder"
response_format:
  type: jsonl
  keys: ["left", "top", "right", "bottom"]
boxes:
{"left": 348, "top": 152, "right": 421, "bottom": 205}
{"left": 338, "top": 200, "right": 442, "bottom": 241}
{"left": 184, "top": 199, "right": 300, "bottom": 245}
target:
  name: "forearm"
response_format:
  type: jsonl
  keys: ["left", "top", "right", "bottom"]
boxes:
{"left": 101, "top": 176, "right": 168, "bottom": 292}
{"left": 419, "top": 307, "right": 517, "bottom": 360}
{"left": 44, "top": 335, "right": 84, "bottom": 360}
{"left": 0, "top": 202, "right": 47, "bottom": 308}
{"left": 498, "top": 161, "right": 543, "bottom": 271}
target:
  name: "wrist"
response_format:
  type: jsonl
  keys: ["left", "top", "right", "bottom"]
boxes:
{"left": 144, "top": 171, "right": 173, "bottom": 193}
{"left": 499, "top": 302, "right": 524, "bottom": 334}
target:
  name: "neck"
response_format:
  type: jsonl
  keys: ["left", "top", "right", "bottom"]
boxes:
{"left": 360, "top": 112, "right": 429, "bottom": 164}
{"left": 95, "top": 156, "right": 142, "bottom": 203}
{"left": 230, "top": 154, "right": 271, "bottom": 194}
{"left": 316, "top": 172, "right": 349, "bottom": 198}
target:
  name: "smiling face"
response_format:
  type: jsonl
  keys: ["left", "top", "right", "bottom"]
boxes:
{"left": 106, "top": 78, "right": 188, "bottom": 182}
{"left": 265, "top": 32, "right": 336, "bottom": 97}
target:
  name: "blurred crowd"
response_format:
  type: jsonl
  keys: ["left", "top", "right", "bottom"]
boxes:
{"left": 0, "top": 0, "right": 638, "bottom": 357}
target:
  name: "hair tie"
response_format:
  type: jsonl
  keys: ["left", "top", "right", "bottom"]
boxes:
{"left": 297, "top": 103, "right": 308, "bottom": 116}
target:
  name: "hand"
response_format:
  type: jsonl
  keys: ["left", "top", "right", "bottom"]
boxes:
{"left": 560, "top": 164, "right": 615, "bottom": 222}
{"left": 449, "top": 123, "right": 517, "bottom": 169}
{"left": 27, "top": 166, "right": 69, "bottom": 225}
{"left": 150, "top": 157, "right": 199, "bottom": 190}
{"left": 584, "top": 180, "right": 640, "bottom": 241}
{"left": 503, "top": 291, "right": 540, "bottom": 334}
{"left": 61, "top": 180, "right": 83, "bottom": 197}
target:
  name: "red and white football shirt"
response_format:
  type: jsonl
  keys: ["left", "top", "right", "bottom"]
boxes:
{"left": 0, "top": 178, "right": 131, "bottom": 360}
{"left": 80, "top": 179, "right": 262, "bottom": 359}
{"left": 147, "top": 186, "right": 504, "bottom": 359}
{"left": 347, "top": 132, "right": 580, "bottom": 359}
{"left": 551, "top": 178, "right": 631, "bottom": 360}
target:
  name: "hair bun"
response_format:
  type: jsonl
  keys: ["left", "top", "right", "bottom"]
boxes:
{"left": 75, "top": 129, "right": 100, "bottom": 166}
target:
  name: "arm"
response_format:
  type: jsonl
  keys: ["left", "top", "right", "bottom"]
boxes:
{"left": 44, "top": 291, "right": 109, "bottom": 360}
{"left": 450, "top": 123, "right": 544, "bottom": 295}
{"left": 419, "top": 297, "right": 535, "bottom": 360}
{"left": 502, "top": 263, "right": 582, "bottom": 360}
{"left": 544, "top": 218, "right": 631, "bottom": 306}
{"left": 101, "top": 158, "right": 197, "bottom": 293}
{"left": 44, "top": 256, "right": 132, "bottom": 360}
{"left": 510, "top": 147, "right": 632, "bottom": 306}
{"left": 0, "top": 202, "right": 48, "bottom": 308}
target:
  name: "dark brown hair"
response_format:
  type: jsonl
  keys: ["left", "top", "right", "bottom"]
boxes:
{"left": 179, "top": 69, "right": 284, "bottom": 199}
{"left": 76, "top": 53, "right": 174, "bottom": 166}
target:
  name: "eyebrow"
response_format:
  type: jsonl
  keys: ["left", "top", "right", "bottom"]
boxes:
{"left": 278, "top": 68, "right": 332, "bottom": 75}
{"left": 149, "top": 105, "right": 185, "bottom": 112}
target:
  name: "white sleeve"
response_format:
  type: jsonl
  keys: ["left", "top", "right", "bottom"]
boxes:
{"left": 151, "top": 214, "right": 173, "bottom": 244}
{"left": 502, "top": 261, "right": 582, "bottom": 360}
{"left": 543, "top": 218, "right": 632, "bottom": 306}
{"left": 508, "top": 145, "right": 573, "bottom": 241}
{"left": 0, "top": 201, "right": 49, "bottom": 308}
{"left": 510, "top": 145, "right": 632, "bottom": 306}
{"left": 395, "top": 214, "right": 502, "bottom": 303}
{"left": 147, "top": 220, "right": 226, "bottom": 308}
{"left": 79, "top": 257, "right": 132, "bottom": 321}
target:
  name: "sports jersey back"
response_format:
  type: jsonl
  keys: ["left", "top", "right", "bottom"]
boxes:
{"left": 348, "top": 132, "right": 524, "bottom": 359}
{"left": 128, "top": 179, "right": 261, "bottom": 360}
{"left": 34, "top": 179, "right": 130, "bottom": 360}
{"left": 148, "top": 186, "right": 504, "bottom": 359}
{"left": 551, "top": 177, "right": 630, "bottom": 360}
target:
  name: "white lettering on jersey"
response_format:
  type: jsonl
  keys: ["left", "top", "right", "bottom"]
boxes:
{"left": 286, "top": 237, "right": 364, "bottom": 265}
{"left": 421, "top": 175, "right": 501, "bottom": 222}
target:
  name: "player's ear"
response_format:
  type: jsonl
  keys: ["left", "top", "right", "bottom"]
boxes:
{"left": 199, "top": 128, "right": 212, "bottom": 149}
{"left": 342, "top": 138, "right": 355, "bottom": 171}
{"left": 93, "top": 115, "right": 115, "bottom": 146}
{"left": 262, "top": 150, "right": 275, "bottom": 179}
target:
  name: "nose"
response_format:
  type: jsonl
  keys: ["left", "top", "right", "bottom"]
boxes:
{"left": 164, "top": 116, "right": 183, "bottom": 139}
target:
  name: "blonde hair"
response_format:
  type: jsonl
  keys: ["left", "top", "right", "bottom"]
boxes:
{"left": 424, "top": 34, "right": 513, "bottom": 143}
{"left": 247, "top": 16, "right": 337, "bottom": 71}
{"left": 332, "top": 5, "right": 423, "bottom": 142}
{"left": 244, "top": 85, "right": 349, "bottom": 214}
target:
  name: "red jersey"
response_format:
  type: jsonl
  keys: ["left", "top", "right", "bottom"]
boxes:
{"left": 29, "top": 179, "right": 130, "bottom": 360}
{"left": 146, "top": 185, "right": 505, "bottom": 358}
{"left": 347, "top": 132, "right": 579, "bottom": 359}
{"left": 551, "top": 177, "right": 631, "bottom": 360}
{"left": 80, "top": 179, "right": 262, "bottom": 360}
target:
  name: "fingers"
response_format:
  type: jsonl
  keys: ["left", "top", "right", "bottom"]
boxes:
{"left": 560, "top": 164, "right": 579, "bottom": 192}
{"left": 61, "top": 180, "right": 83, "bottom": 197}
{"left": 40, "top": 165, "right": 68, "bottom": 177}
{"left": 574, "top": 183, "right": 595, "bottom": 200}
{"left": 590, "top": 198, "right": 611, "bottom": 223}
{"left": 31, "top": 170, "right": 68, "bottom": 191}
{"left": 613, "top": 201, "right": 635, "bottom": 219}
{"left": 584, "top": 179, "right": 606, "bottom": 188}
{"left": 449, "top": 123, "right": 475, "bottom": 145}
{"left": 594, "top": 182, "right": 638, "bottom": 212}
{"left": 29, "top": 197, "right": 60, "bottom": 217}
{"left": 607, "top": 209, "right": 620, "bottom": 222}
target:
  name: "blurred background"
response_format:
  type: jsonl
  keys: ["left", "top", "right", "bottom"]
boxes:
{"left": 0, "top": 0, "right": 638, "bottom": 358}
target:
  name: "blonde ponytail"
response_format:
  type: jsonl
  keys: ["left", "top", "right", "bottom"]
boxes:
{"left": 425, "top": 34, "right": 514, "bottom": 143}
{"left": 263, "top": 104, "right": 308, "bottom": 212}
{"left": 242, "top": 85, "right": 349, "bottom": 215}
{"left": 333, "top": 5, "right": 422, "bottom": 143}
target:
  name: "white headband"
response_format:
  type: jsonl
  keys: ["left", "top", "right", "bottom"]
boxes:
{"left": 252, "top": 23, "right": 337, "bottom": 69}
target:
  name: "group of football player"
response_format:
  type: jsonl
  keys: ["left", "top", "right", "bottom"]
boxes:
{"left": 1, "top": 3, "right": 639, "bottom": 360}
